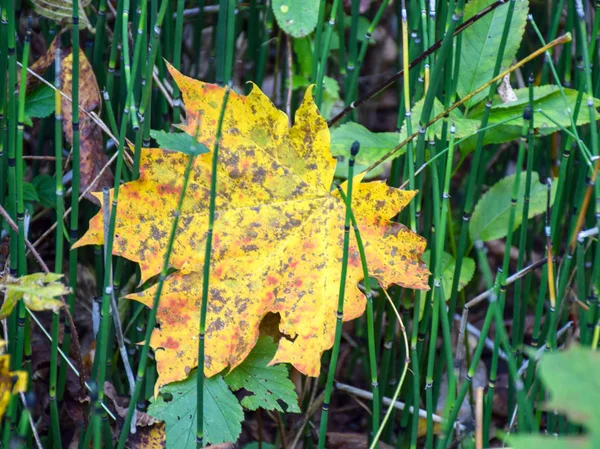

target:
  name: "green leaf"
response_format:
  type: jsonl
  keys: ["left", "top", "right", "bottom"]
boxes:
{"left": 421, "top": 251, "right": 475, "bottom": 300}
{"left": 510, "top": 345, "right": 600, "bottom": 449}
{"left": 330, "top": 122, "right": 401, "bottom": 166}
{"left": 470, "top": 171, "right": 557, "bottom": 242}
{"left": 272, "top": 0, "right": 319, "bottom": 38}
{"left": 474, "top": 85, "right": 600, "bottom": 128}
{"left": 457, "top": 0, "right": 529, "bottom": 109}
{"left": 225, "top": 337, "right": 300, "bottom": 413}
{"left": 23, "top": 182, "right": 39, "bottom": 203}
{"left": 293, "top": 38, "right": 313, "bottom": 78}
{"left": 150, "top": 130, "right": 209, "bottom": 156}
{"left": 24, "top": 86, "right": 55, "bottom": 121}
{"left": 343, "top": 16, "right": 375, "bottom": 43}
{"left": 400, "top": 98, "right": 480, "bottom": 142}
{"left": 459, "top": 85, "right": 600, "bottom": 155}
{"left": 33, "top": 175, "right": 57, "bottom": 209}
{"left": 148, "top": 372, "right": 243, "bottom": 447}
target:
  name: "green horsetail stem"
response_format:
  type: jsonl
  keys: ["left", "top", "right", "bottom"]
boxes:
{"left": 49, "top": 43, "right": 64, "bottom": 449}
{"left": 317, "top": 141, "right": 359, "bottom": 449}
{"left": 314, "top": 0, "right": 340, "bottom": 108}
{"left": 197, "top": 86, "right": 231, "bottom": 449}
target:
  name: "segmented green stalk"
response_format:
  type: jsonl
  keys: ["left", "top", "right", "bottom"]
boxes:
{"left": 92, "top": 0, "right": 109, "bottom": 84}
{"left": 172, "top": 0, "right": 185, "bottom": 123}
{"left": 15, "top": 17, "right": 32, "bottom": 371}
{"left": 314, "top": 0, "right": 340, "bottom": 107}
{"left": 58, "top": 0, "right": 83, "bottom": 400}
{"left": 344, "top": 0, "right": 391, "bottom": 109}
{"left": 483, "top": 108, "right": 531, "bottom": 440}
{"left": 49, "top": 43, "right": 64, "bottom": 449}
{"left": 317, "top": 141, "right": 359, "bottom": 449}
{"left": 447, "top": 0, "right": 517, "bottom": 338}
{"left": 197, "top": 87, "right": 231, "bottom": 448}
{"left": 509, "top": 74, "right": 535, "bottom": 418}
{"left": 310, "top": 0, "right": 327, "bottom": 84}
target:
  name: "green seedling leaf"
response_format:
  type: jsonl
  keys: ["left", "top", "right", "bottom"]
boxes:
{"left": 23, "top": 182, "right": 39, "bottom": 203}
{"left": 0, "top": 273, "right": 67, "bottom": 319}
{"left": 457, "top": 0, "right": 528, "bottom": 109}
{"left": 470, "top": 171, "right": 557, "bottom": 242}
{"left": 24, "top": 86, "right": 55, "bottom": 125}
{"left": 33, "top": 175, "right": 57, "bottom": 209}
{"left": 225, "top": 336, "right": 300, "bottom": 413}
{"left": 272, "top": 0, "right": 319, "bottom": 38}
{"left": 421, "top": 251, "right": 475, "bottom": 300}
{"left": 150, "top": 130, "right": 209, "bottom": 156}
{"left": 148, "top": 372, "right": 243, "bottom": 448}
{"left": 510, "top": 345, "right": 600, "bottom": 449}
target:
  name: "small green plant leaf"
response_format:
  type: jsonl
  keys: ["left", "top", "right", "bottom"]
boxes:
{"left": 225, "top": 336, "right": 300, "bottom": 413}
{"left": 23, "top": 182, "right": 39, "bottom": 203}
{"left": 24, "top": 86, "right": 55, "bottom": 124}
{"left": 457, "top": 0, "right": 529, "bottom": 109}
{"left": 0, "top": 273, "right": 67, "bottom": 320}
{"left": 148, "top": 372, "right": 243, "bottom": 448}
{"left": 33, "top": 175, "right": 57, "bottom": 209}
{"left": 272, "top": 0, "right": 319, "bottom": 38}
{"left": 421, "top": 251, "right": 475, "bottom": 300}
{"left": 470, "top": 171, "right": 557, "bottom": 242}
{"left": 510, "top": 345, "right": 600, "bottom": 449}
{"left": 150, "top": 130, "right": 209, "bottom": 156}
{"left": 330, "top": 122, "right": 401, "bottom": 166}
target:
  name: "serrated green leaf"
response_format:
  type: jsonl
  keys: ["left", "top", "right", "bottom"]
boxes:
{"left": 148, "top": 372, "right": 243, "bottom": 447}
{"left": 421, "top": 251, "right": 475, "bottom": 300}
{"left": 458, "top": 0, "right": 529, "bottom": 109}
{"left": 24, "top": 86, "right": 55, "bottom": 121}
{"left": 510, "top": 345, "right": 600, "bottom": 449}
{"left": 272, "top": 0, "right": 319, "bottom": 38}
{"left": 33, "top": 175, "right": 57, "bottom": 209}
{"left": 225, "top": 336, "right": 300, "bottom": 413}
{"left": 150, "top": 130, "right": 209, "bottom": 156}
{"left": 470, "top": 172, "right": 557, "bottom": 242}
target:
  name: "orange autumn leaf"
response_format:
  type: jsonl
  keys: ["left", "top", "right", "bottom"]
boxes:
{"left": 75, "top": 66, "right": 429, "bottom": 389}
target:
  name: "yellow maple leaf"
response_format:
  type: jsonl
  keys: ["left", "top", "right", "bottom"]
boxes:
{"left": 75, "top": 66, "right": 429, "bottom": 389}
